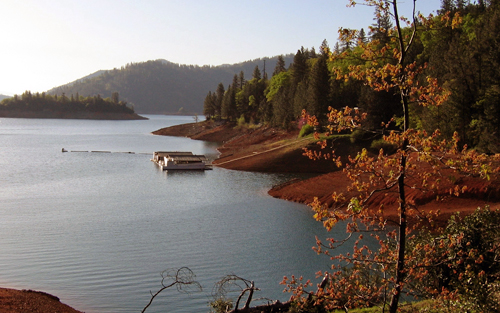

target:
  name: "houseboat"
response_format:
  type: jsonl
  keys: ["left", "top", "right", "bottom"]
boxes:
{"left": 152, "top": 151, "right": 212, "bottom": 170}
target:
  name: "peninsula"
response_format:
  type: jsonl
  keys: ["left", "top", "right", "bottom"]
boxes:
{"left": 0, "top": 91, "right": 146, "bottom": 120}
{"left": 153, "top": 120, "right": 500, "bottom": 225}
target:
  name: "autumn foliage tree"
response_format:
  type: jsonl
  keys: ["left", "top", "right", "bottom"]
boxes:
{"left": 283, "top": 1, "right": 500, "bottom": 312}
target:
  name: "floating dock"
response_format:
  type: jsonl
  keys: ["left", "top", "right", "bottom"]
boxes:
{"left": 152, "top": 151, "right": 212, "bottom": 171}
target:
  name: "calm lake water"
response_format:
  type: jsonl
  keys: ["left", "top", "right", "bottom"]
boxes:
{"left": 0, "top": 115, "right": 338, "bottom": 312}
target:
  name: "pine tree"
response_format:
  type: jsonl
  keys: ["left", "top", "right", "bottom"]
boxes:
{"left": 307, "top": 55, "right": 331, "bottom": 122}
{"left": 333, "top": 42, "right": 341, "bottom": 55}
{"left": 272, "top": 55, "right": 287, "bottom": 77}
{"left": 290, "top": 47, "right": 309, "bottom": 116}
{"left": 222, "top": 84, "right": 237, "bottom": 121}
{"left": 319, "top": 39, "right": 330, "bottom": 56}
{"left": 357, "top": 28, "right": 367, "bottom": 46}
{"left": 215, "top": 83, "right": 225, "bottom": 119}
{"left": 439, "top": 0, "right": 455, "bottom": 13}
{"left": 370, "top": 6, "right": 392, "bottom": 46}
{"left": 291, "top": 47, "right": 308, "bottom": 85}
{"left": 238, "top": 71, "right": 246, "bottom": 89}
{"left": 231, "top": 74, "right": 239, "bottom": 92}
{"left": 267, "top": 71, "right": 293, "bottom": 128}
{"left": 203, "top": 91, "right": 215, "bottom": 119}
{"left": 339, "top": 28, "right": 357, "bottom": 51}
{"left": 252, "top": 66, "right": 261, "bottom": 80}
{"left": 111, "top": 92, "right": 119, "bottom": 104}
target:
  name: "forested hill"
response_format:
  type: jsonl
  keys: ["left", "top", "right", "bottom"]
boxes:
{"left": 203, "top": 2, "right": 500, "bottom": 154}
{"left": 47, "top": 56, "right": 294, "bottom": 114}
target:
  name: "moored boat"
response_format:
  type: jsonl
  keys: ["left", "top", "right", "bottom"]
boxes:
{"left": 152, "top": 151, "right": 212, "bottom": 170}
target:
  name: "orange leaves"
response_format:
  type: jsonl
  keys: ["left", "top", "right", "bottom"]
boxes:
{"left": 302, "top": 148, "right": 323, "bottom": 161}
{"left": 301, "top": 109, "right": 318, "bottom": 128}
{"left": 451, "top": 12, "right": 463, "bottom": 29}
{"left": 325, "top": 106, "right": 366, "bottom": 133}
{"left": 288, "top": 1, "right": 500, "bottom": 311}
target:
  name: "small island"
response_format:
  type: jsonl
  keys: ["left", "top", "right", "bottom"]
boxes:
{"left": 0, "top": 91, "right": 146, "bottom": 120}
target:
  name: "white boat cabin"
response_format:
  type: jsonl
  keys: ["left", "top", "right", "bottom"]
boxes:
{"left": 152, "top": 151, "right": 211, "bottom": 170}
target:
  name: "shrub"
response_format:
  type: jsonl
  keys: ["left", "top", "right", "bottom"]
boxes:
{"left": 370, "top": 138, "right": 397, "bottom": 154}
{"left": 350, "top": 129, "right": 368, "bottom": 144}
{"left": 414, "top": 207, "right": 500, "bottom": 312}
{"left": 237, "top": 114, "right": 246, "bottom": 128}
{"left": 299, "top": 124, "right": 315, "bottom": 138}
{"left": 209, "top": 298, "right": 233, "bottom": 313}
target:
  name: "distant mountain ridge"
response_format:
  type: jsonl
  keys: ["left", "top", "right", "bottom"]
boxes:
{"left": 47, "top": 55, "right": 294, "bottom": 114}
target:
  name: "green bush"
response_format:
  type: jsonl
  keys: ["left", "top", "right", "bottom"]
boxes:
{"left": 237, "top": 114, "right": 246, "bottom": 128}
{"left": 370, "top": 138, "right": 397, "bottom": 154}
{"left": 350, "top": 129, "right": 367, "bottom": 144}
{"left": 209, "top": 298, "right": 233, "bottom": 313}
{"left": 299, "top": 124, "right": 315, "bottom": 138}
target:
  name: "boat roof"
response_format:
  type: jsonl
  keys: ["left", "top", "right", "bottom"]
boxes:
{"left": 154, "top": 151, "right": 207, "bottom": 161}
{"left": 171, "top": 155, "right": 207, "bottom": 162}
{"left": 154, "top": 151, "right": 194, "bottom": 156}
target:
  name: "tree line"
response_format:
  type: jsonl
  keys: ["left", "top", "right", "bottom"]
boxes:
{"left": 204, "top": 0, "right": 500, "bottom": 154}
{"left": 0, "top": 91, "right": 134, "bottom": 114}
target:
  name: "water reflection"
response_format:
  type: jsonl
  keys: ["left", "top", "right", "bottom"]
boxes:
{"left": 0, "top": 115, "right": 334, "bottom": 313}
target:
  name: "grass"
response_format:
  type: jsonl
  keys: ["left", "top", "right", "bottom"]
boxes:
{"left": 331, "top": 300, "right": 458, "bottom": 313}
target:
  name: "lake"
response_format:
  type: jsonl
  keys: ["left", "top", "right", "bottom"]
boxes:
{"left": 0, "top": 115, "right": 337, "bottom": 312}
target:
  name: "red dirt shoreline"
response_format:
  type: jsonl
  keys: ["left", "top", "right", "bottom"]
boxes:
{"left": 0, "top": 288, "right": 83, "bottom": 313}
{"left": 155, "top": 120, "right": 500, "bottom": 223}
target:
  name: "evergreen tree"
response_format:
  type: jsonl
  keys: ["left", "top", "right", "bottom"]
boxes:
{"left": 290, "top": 47, "right": 309, "bottom": 117}
{"left": 291, "top": 47, "right": 308, "bottom": 85}
{"left": 252, "top": 66, "right": 262, "bottom": 80}
{"left": 238, "top": 71, "right": 246, "bottom": 89}
{"left": 215, "top": 83, "right": 225, "bottom": 119}
{"left": 307, "top": 55, "right": 331, "bottom": 122}
{"left": 309, "top": 47, "right": 317, "bottom": 58}
{"left": 268, "top": 71, "right": 293, "bottom": 128}
{"left": 203, "top": 91, "right": 216, "bottom": 119}
{"left": 439, "top": 0, "right": 455, "bottom": 13}
{"left": 357, "top": 28, "right": 367, "bottom": 46}
{"left": 272, "top": 55, "right": 287, "bottom": 77}
{"left": 333, "top": 42, "right": 341, "bottom": 55}
{"left": 370, "top": 7, "right": 392, "bottom": 46}
{"left": 231, "top": 74, "right": 239, "bottom": 92}
{"left": 222, "top": 84, "right": 237, "bottom": 121}
{"left": 112, "top": 92, "right": 119, "bottom": 104}
{"left": 319, "top": 39, "right": 330, "bottom": 56}
{"left": 339, "top": 28, "right": 357, "bottom": 51}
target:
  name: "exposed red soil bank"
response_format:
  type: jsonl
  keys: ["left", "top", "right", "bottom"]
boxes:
{"left": 268, "top": 167, "right": 500, "bottom": 227}
{"left": 155, "top": 120, "right": 500, "bottom": 225}
{"left": 0, "top": 288, "right": 83, "bottom": 313}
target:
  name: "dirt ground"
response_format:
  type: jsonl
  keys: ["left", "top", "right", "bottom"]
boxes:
{"left": 0, "top": 288, "right": 83, "bottom": 313}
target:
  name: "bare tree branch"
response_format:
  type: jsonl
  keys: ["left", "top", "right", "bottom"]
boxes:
{"left": 141, "top": 267, "right": 202, "bottom": 313}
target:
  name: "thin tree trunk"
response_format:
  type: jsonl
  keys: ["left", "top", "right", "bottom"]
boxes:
{"left": 389, "top": 149, "right": 407, "bottom": 313}
{"left": 389, "top": 0, "right": 410, "bottom": 306}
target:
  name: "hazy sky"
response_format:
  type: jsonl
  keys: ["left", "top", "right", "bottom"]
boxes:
{"left": 0, "top": 0, "right": 440, "bottom": 96}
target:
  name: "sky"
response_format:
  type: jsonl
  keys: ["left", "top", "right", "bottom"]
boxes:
{"left": 0, "top": 0, "right": 441, "bottom": 96}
